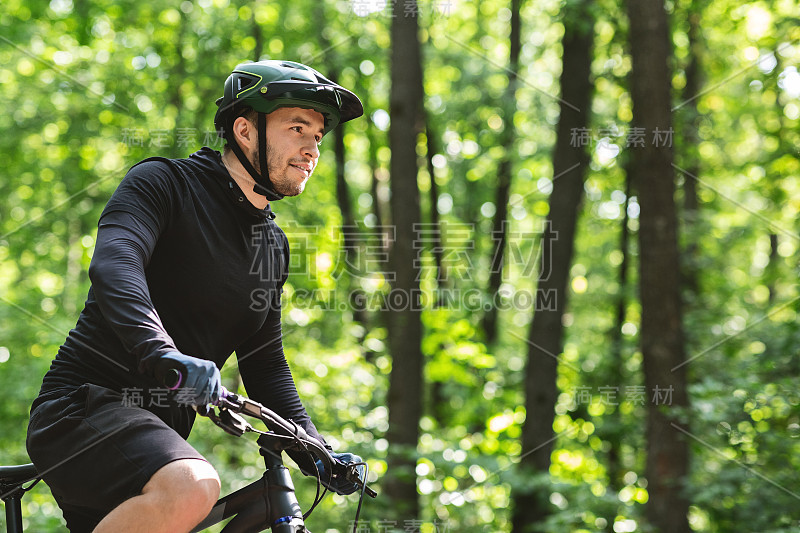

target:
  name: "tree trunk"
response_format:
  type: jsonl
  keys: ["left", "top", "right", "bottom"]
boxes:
{"left": 63, "top": 217, "right": 83, "bottom": 316}
{"left": 626, "top": 0, "right": 691, "bottom": 531}
{"left": 425, "top": 120, "right": 446, "bottom": 296}
{"left": 332, "top": 106, "right": 369, "bottom": 326}
{"left": 385, "top": 0, "right": 425, "bottom": 521}
{"left": 680, "top": 5, "right": 702, "bottom": 297}
{"left": 483, "top": 0, "right": 522, "bottom": 344}
{"left": 603, "top": 168, "right": 632, "bottom": 532}
{"left": 367, "top": 116, "right": 387, "bottom": 244}
{"left": 315, "top": 10, "right": 367, "bottom": 327}
{"left": 767, "top": 233, "right": 779, "bottom": 303}
{"left": 170, "top": 14, "right": 186, "bottom": 158}
{"left": 511, "top": 1, "right": 594, "bottom": 531}
{"left": 765, "top": 48, "right": 789, "bottom": 305}
{"left": 251, "top": 5, "right": 263, "bottom": 60}
{"left": 424, "top": 118, "right": 449, "bottom": 424}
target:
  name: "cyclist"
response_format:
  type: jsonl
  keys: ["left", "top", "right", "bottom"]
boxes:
{"left": 26, "top": 60, "right": 365, "bottom": 533}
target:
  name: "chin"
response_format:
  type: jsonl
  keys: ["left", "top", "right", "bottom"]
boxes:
{"left": 277, "top": 179, "right": 307, "bottom": 197}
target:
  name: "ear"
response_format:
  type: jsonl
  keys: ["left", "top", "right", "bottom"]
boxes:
{"left": 232, "top": 115, "right": 256, "bottom": 150}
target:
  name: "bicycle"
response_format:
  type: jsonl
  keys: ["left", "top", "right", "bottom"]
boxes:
{"left": 1, "top": 385, "right": 377, "bottom": 532}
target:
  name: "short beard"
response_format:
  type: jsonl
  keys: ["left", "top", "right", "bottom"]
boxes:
{"left": 250, "top": 145, "right": 306, "bottom": 197}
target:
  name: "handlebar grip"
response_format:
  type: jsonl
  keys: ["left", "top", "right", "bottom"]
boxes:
{"left": 153, "top": 360, "right": 184, "bottom": 390}
{"left": 155, "top": 367, "right": 228, "bottom": 400}
{"left": 163, "top": 368, "right": 183, "bottom": 390}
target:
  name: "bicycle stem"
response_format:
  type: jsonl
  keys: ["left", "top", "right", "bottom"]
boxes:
{"left": 262, "top": 452, "right": 306, "bottom": 532}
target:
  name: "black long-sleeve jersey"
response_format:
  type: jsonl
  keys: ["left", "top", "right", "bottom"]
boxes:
{"left": 33, "top": 147, "right": 321, "bottom": 446}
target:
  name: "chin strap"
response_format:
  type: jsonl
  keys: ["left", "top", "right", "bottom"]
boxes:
{"left": 225, "top": 112, "right": 285, "bottom": 202}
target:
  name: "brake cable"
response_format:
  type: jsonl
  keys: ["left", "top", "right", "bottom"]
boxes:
{"left": 200, "top": 397, "right": 373, "bottom": 529}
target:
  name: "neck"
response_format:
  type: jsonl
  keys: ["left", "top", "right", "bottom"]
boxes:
{"left": 221, "top": 149, "right": 269, "bottom": 210}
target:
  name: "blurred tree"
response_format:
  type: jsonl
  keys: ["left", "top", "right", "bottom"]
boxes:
{"left": 366, "top": 114, "right": 389, "bottom": 248}
{"left": 512, "top": 0, "right": 595, "bottom": 531}
{"left": 763, "top": 47, "right": 790, "bottom": 306}
{"left": 482, "top": 0, "right": 522, "bottom": 344}
{"left": 424, "top": 120, "right": 445, "bottom": 297}
{"left": 604, "top": 168, "right": 631, "bottom": 496}
{"left": 627, "top": 0, "right": 690, "bottom": 530}
{"left": 384, "top": 0, "right": 425, "bottom": 522}
{"left": 677, "top": 0, "right": 703, "bottom": 298}
{"left": 315, "top": 2, "right": 367, "bottom": 328}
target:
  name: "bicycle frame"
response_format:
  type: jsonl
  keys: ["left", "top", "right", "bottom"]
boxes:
{"left": 2, "top": 455, "right": 303, "bottom": 533}
{"left": 2, "top": 389, "right": 374, "bottom": 533}
{"left": 1, "top": 456, "right": 302, "bottom": 533}
{"left": 192, "top": 435, "right": 306, "bottom": 532}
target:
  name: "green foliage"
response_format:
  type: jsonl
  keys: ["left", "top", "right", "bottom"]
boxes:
{"left": 2, "top": 0, "right": 799, "bottom": 531}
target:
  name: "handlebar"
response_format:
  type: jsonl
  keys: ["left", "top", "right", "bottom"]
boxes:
{"left": 213, "top": 387, "right": 328, "bottom": 460}
{"left": 157, "top": 364, "right": 378, "bottom": 500}
{"left": 150, "top": 360, "right": 379, "bottom": 531}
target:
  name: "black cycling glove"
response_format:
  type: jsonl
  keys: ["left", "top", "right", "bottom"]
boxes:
{"left": 315, "top": 452, "right": 365, "bottom": 496}
{"left": 158, "top": 351, "right": 221, "bottom": 406}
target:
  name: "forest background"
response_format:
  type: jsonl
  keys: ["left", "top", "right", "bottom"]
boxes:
{"left": 1, "top": 0, "right": 799, "bottom": 532}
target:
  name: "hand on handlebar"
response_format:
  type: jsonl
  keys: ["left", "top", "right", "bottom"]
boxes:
{"left": 315, "top": 452, "right": 366, "bottom": 496}
{"left": 198, "top": 390, "right": 378, "bottom": 499}
{"left": 157, "top": 352, "right": 222, "bottom": 406}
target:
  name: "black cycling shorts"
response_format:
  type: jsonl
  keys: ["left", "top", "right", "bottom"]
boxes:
{"left": 26, "top": 383, "right": 208, "bottom": 532}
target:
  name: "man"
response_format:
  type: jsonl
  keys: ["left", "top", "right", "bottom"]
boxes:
{"left": 26, "top": 60, "right": 364, "bottom": 532}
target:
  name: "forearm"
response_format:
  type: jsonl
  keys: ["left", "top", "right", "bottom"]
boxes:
{"left": 237, "top": 311, "right": 323, "bottom": 443}
{"left": 89, "top": 220, "right": 177, "bottom": 374}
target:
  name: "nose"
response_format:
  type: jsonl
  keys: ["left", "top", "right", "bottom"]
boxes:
{"left": 303, "top": 138, "right": 320, "bottom": 160}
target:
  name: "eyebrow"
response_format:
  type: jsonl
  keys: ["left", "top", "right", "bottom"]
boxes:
{"left": 286, "top": 115, "right": 325, "bottom": 136}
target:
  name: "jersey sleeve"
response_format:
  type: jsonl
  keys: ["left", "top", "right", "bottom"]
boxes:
{"left": 100, "top": 159, "right": 185, "bottom": 242}
{"left": 236, "top": 306, "right": 325, "bottom": 471}
{"left": 89, "top": 160, "right": 186, "bottom": 373}
{"left": 235, "top": 305, "right": 323, "bottom": 440}
{"left": 236, "top": 233, "right": 325, "bottom": 469}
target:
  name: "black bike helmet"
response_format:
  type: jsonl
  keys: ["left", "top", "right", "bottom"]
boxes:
{"left": 214, "top": 60, "right": 363, "bottom": 200}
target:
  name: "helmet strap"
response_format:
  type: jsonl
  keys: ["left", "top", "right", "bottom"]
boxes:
{"left": 226, "top": 112, "right": 285, "bottom": 201}
{"left": 255, "top": 112, "right": 273, "bottom": 198}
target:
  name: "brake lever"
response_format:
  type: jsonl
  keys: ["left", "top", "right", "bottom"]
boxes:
{"left": 204, "top": 389, "right": 379, "bottom": 498}
{"left": 339, "top": 463, "right": 377, "bottom": 498}
{"left": 196, "top": 403, "right": 250, "bottom": 437}
{"left": 217, "top": 391, "right": 264, "bottom": 419}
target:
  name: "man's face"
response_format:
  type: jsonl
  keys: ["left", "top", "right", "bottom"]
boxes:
{"left": 253, "top": 106, "right": 325, "bottom": 197}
